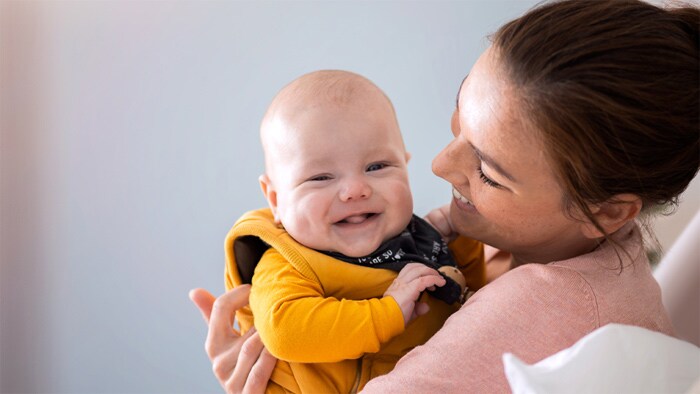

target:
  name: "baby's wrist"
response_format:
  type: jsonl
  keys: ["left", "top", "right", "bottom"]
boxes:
{"left": 392, "top": 295, "right": 413, "bottom": 325}
{"left": 377, "top": 296, "right": 408, "bottom": 338}
{"left": 382, "top": 295, "right": 408, "bottom": 325}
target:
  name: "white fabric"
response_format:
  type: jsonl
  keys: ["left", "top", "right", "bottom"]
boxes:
{"left": 503, "top": 324, "right": 700, "bottom": 394}
{"left": 654, "top": 209, "right": 700, "bottom": 346}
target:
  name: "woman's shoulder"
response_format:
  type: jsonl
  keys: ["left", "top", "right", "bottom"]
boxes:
{"left": 480, "top": 262, "right": 600, "bottom": 327}
{"left": 475, "top": 223, "right": 672, "bottom": 336}
{"left": 430, "top": 263, "right": 597, "bottom": 373}
{"left": 462, "top": 262, "right": 600, "bottom": 331}
{"left": 488, "top": 222, "right": 651, "bottom": 306}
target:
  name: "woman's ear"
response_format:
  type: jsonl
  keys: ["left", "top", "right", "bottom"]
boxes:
{"left": 580, "top": 194, "right": 642, "bottom": 239}
{"left": 259, "top": 174, "right": 280, "bottom": 222}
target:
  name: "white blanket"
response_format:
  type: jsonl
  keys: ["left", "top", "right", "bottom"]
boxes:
{"left": 503, "top": 324, "right": 700, "bottom": 394}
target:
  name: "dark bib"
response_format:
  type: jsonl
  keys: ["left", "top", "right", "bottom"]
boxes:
{"left": 322, "top": 215, "right": 463, "bottom": 304}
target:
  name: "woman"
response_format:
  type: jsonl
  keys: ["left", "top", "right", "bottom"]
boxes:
{"left": 191, "top": 0, "right": 699, "bottom": 392}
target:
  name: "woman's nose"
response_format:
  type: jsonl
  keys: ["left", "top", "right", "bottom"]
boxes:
{"left": 432, "top": 140, "right": 455, "bottom": 179}
{"left": 339, "top": 177, "right": 372, "bottom": 202}
{"left": 432, "top": 139, "right": 467, "bottom": 185}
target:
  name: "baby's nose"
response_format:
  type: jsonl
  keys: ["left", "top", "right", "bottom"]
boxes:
{"left": 339, "top": 178, "right": 372, "bottom": 201}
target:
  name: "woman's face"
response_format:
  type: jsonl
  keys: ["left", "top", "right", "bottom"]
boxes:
{"left": 432, "top": 47, "right": 593, "bottom": 264}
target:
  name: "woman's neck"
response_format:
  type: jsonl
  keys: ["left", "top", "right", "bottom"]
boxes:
{"left": 509, "top": 237, "right": 602, "bottom": 269}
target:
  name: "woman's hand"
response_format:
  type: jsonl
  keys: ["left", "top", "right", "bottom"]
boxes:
{"left": 424, "top": 204, "right": 457, "bottom": 243}
{"left": 189, "top": 286, "right": 277, "bottom": 394}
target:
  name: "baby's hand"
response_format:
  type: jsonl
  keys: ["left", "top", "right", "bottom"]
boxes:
{"left": 384, "top": 263, "right": 446, "bottom": 326}
{"left": 424, "top": 204, "right": 456, "bottom": 243}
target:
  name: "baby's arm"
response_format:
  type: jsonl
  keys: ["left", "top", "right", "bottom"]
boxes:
{"left": 424, "top": 204, "right": 456, "bottom": 242}
{"left": 250, "top": 251, "right": 445, "bottom": 364}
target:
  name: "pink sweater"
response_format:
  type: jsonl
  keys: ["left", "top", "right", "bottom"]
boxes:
{"left": 362, "top": 223, "right": 674, "bottom": 393}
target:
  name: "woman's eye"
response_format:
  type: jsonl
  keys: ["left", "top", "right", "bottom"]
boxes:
{"left": 366, "top": 163, "right": 387, "bottom": 172}
{"left": 477, "top": 166, "right": 502, "bottom": 188}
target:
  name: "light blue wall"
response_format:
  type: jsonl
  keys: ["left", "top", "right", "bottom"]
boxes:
{"left": 0, "top": 2, "right": 538, "bottom": 392}
{"left": 2, "top": 1, "right": 697, "bottom": 393}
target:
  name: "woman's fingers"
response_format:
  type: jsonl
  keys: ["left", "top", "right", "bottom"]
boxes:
{"left": 244, "top": 347, "right": 277, "bottom": 394}
{"left": 211, "top": 327, "right": 259, "bottom": 391}
{"left": 227, "top": 331, "right": 276, "bottom": 394}
{"left": 208, "top": 285, "right": 251, "bottom": 337}
{"left": 205, "top": 285, "right": 251, "bottom": 361}
{"left": 229, "top": 331, "right": 264, "bottom": 389}
{"left": 189, "top": 288, "right": 217, "bottom": 324}
{"left": 192, "top": 285, "right": 265, "bottom": 393}
{"left": 212, "top": 344, "right": 247, "bottom": 385}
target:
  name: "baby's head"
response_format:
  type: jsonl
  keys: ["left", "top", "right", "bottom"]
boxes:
{"left": 259, "top": 70, "right": 413, "bottom": 257}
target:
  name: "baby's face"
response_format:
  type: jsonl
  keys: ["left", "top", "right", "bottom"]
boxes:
{"left": 263, "top": 98, "right": 413, "bottom": 257}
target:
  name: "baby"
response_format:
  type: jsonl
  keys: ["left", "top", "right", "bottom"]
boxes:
{"left": 224, "top": 70, "right": 485, "bottom": 393}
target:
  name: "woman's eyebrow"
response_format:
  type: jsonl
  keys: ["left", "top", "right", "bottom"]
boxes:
{"left": 456, "top": 74, "right": 469, "bottom": 109}
{"left": 469, "top": 142, "right": 518, "bottom": 183}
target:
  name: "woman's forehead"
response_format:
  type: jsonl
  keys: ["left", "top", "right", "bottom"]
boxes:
{"left": 457, "top": 48, "right": 555, "bottom": 184}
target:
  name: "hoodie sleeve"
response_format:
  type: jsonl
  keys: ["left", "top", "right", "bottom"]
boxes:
{"left": 249, "top": 248, "right": 406, "bottom": 363}
{"left": 449, "top": 236, "right": 486, "bottom": 291}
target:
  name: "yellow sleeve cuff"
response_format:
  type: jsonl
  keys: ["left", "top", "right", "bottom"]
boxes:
{"left": 374, "top": 296, "right": 406, "bottom": 344}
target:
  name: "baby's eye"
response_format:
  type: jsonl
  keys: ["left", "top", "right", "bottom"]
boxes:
{"left": 308, "top": 174, "right": 332, "bottom": 182}
{"left": 366, "top": 163, "right": 387, "bottom": 172}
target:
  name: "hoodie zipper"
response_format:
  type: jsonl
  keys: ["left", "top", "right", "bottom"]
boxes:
{"left": 350, "top": 357, "right": 362, "bottom": 394}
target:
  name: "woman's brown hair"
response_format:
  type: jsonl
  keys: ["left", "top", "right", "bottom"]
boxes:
{"left": 492, "top": 0, "right": 699, "bottom": 250}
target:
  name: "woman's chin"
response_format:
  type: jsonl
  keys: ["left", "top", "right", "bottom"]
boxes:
{"left": 449, "top": 201, "right": 482, "bottom": 237}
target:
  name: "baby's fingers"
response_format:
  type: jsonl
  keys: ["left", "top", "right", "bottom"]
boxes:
{"left": 411, "top": 272, "right": 446, "bottom": 292}
{"left": 397, "top": 263, "right": 442, "bottom": 282}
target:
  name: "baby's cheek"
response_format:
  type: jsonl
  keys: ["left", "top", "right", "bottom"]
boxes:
{"left": 287, "top": 197, "right": 331, "bottom": 246}
{"left": 385, "top": 180, "right": 412, "bottom": 205}
{"left": 296, "top": 193, "right": 332, "bottom": 219}
{"left": 284, "top": 217, "right": 322, "bottom": 250}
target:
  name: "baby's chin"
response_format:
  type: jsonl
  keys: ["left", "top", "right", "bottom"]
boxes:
{"left": 335, "top": 235, "right": 402, "bottom": 258}
{"left": 330, "top": 240, "right": 384, "bottom": 258}
{"left": 338, "top": 248, "right": 376, "bottom": 258}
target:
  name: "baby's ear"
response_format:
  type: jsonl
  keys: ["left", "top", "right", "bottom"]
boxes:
{"left": 405, "top": 151, "right": 412, "bottom": 163}
{"left": 259, "top": 174, "right": 279, "bottom": 222}
{"left": 579, "top": 194, "right": 642, "bottom": 239}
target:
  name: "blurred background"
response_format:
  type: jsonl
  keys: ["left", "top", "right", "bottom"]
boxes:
{"left": 1, "top": 1, "right": 697, "bottom": 392}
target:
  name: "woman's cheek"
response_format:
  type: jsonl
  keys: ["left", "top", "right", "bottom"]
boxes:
{"left": 471, "top": 182, "right": 488, "bottom": 208}
{"left": 472, "top": 183, "right": 503, "bottom": 218}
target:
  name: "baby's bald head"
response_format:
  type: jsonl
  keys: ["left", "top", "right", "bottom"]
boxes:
{"left": 256, "top": 70, "right": 413, "bottom": 256}
{"left": 260, "top": 70, "right": 401, "bottom": 178}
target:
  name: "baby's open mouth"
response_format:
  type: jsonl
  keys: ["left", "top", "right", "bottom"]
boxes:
{"left": 337, "top": 213, "right": 377, "bottom": 224}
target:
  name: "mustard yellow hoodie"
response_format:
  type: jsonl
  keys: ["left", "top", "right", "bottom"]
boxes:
{"left": 225, "top": 208, "right": 484, "bottom": 393}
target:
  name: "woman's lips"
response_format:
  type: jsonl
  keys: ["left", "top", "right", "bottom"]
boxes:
{"left": 452, "top": 188, "right": 478, "bottom": 213}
